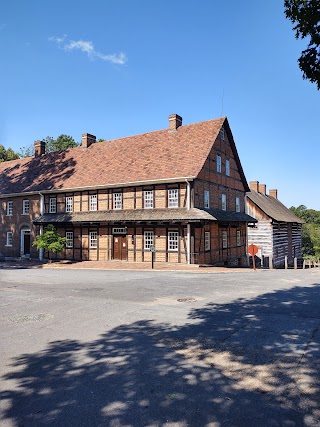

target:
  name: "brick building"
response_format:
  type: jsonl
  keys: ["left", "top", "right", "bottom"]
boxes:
{"left": 0, "top": 114, "right": 255, "bottom": 265}
{"left": 246, "top": 181, "right": 303, "bottom": 268}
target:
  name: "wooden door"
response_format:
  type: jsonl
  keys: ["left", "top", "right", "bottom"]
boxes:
{"left": 113, "top": 235, "right": 127, "bottom": 260}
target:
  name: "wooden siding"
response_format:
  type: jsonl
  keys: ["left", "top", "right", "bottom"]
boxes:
{"left": 247, "top": 220, "right": 273, "bottom": 259}
{"left": 273, "top": 222, "right": 302, "bottom": 267}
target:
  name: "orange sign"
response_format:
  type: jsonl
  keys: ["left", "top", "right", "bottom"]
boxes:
{"left": 248, "top": 244, "right": 258, "bottom": 256}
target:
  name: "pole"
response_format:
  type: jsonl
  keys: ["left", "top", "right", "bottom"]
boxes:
{"left": 152, "top": 251, "right": 154, "bottom": 269}
{"left": 252, "top": 254, "right": 256, "bottom": 271}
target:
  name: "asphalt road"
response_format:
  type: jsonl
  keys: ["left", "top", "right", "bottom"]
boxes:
{"left": 0, "top": 267, "right": 320, "bottom": 426}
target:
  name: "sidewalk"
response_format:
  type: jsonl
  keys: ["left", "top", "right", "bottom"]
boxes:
{"left": 0, "top": 259, "right": 257, "bottom": 273}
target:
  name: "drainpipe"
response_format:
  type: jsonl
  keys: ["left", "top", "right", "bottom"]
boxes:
{"left": 185, "top": 180, "right": 191, "bottom": 264}
{"left": 39, "top": 192, "right": 44, "bottom": 261}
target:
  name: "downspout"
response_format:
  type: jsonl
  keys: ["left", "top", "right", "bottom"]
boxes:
{"left": 185, "top": 180, "right": 191, "bottom": 264}
{"left": 39, "top": 192, "right": 44, "bottom": 261}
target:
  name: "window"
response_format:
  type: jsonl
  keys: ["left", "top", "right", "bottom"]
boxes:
{"left": 222, "top": 194, "right": 227, "bottom": 211}
{"left": 236, "top": 197, "right": 240, "bottom": 212}
{"left": 113, "top": 192, "right": 122, "bottom": 210}
{"left": 222, "top": 231, "right": 228, "bottom": 249}
{"left": 237, "top": 230, "right": 241, "bottom": 246}
{"left": 205, "top": 232, "right": 210, "bottom": 251}
{"left": 49, "top": 198, "right": 56, "bottom": 213}
{"left": 216, "top": 155, "right": 222, "bottom": 173}
{"left": 90, "top": 231, "right": 98, "bottom": 248}
{"left": 144, "top": 190, "right": 154, "bottom": 209}
{"left": 65, "top": 196, "right": 73, "bottom": 213}
{"left": 144, "top": 231, "right": 154, "bottom": 250}
{"left": 220, "top": 127, "right": 225, "bottom": 141}
{"left": 168, "top": 231, "right": 179, "bottom": 251}
{"left": 226, "top": 159, "right": 230, "bottom": 176}
{"left": 22, "top": 200, "right": 30, "bottom": 215}
{"left": 6, "top": 231, "right": 13, "bottom": 247}
{"left": 66, "top": 231, "right": 73, "bottom": 248}
{"left": 204, "top": 190, "right": 210, "bottom": 209}
{"left": 112, "top": 227, "right": 127, "bottom": 234}
{"left": 168, "top": 189, "right": 179, "bottom": 208}
{"left": 89, "top": 194, "right": 97, "bottom": 211}
{"left": 6, "top": 201, "right": 13, "bottom": 216}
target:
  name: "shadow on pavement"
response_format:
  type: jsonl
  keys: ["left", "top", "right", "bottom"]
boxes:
{"left": 1, "top": 284, "right": 320, "bottom": 426}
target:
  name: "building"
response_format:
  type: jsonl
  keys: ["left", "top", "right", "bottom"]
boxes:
{"left": 246, "top": 181, "right": 304, "bottom": 268}
{"left": 0, "top": 114, "right": 256, "bottom": 265}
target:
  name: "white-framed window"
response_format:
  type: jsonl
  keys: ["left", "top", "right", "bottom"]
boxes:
{"left": 112, "top": 227, "right": 127, "bottom": 234}
{"left": 204, "top": 190, "right": 210, "bottom": 209}
{"left": 49, "top": 197, "right": 56, "bottom": 213}
{"left": 6, "top": 201, "right": 13, "bottom": 216}
{"left": 22, "top": 200, "right": 30, "bottom": 215}
{"left": 236, "top": 197, "right": 240, "bottom": 212}
{"left": 216, "top": 155, "right": 222, "bottom": 173}
{"left": 66, "top": 231, "right": 73, "bottom": 248}
{"left": 6, "top": 231, "right": 13, "bottom": 247}
{"left": 144, "top": 231, "right": 154, "bottom": 250}
{"left": 168, "top": 231, "right": 179, "bottom": 251}
{"left": 168, "top": 189, "right": 179, "bottom": 208}
{"left": 89, "top": 194, "right": 97, "bottom": 211}
{"left": 144, "top": 190, "right": 154, "bottom": 209}
{"left": 220, "top": 127, "right": 225, "bottom": 141}
{"left": 222, "top": 231, "right": 228, "bottom": 249}
{"left": 65, "top": 196, "right": 73, "bottom": 213}
{"left": 237, "top": 230, "right": 241, "bottom": 247}
{"left": 205, "top": 231, "right": 210, "bottom": 251}
{"left": 90, "top": 231, "right": 98, "bottom": 248}
{"left": 222, "top": 194, "right": 227, "bottom": 211}
{"left": 226, "top": 159, "right": 230, "bottom": 176}
{"left": 113, "top": 192, "right": 122, "bottom": 210}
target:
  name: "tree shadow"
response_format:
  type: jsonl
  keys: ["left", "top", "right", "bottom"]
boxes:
{"left": 1, "top": 284, "right": 320, "bottom": 426}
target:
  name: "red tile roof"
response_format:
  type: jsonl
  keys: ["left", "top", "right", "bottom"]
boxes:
{"left": 0, "top": 116, "right": 243, "bottom": 195}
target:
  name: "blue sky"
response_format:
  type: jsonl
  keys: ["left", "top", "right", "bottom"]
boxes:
{"left": 1, "top": 0, "right": 319, "bottom": 209}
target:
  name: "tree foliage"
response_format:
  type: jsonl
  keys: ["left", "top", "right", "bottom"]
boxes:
{"left": 284, "top": 0, "right": 320, "bottom": 89}
{"left": 19, "top": 134, "right": 79, "bottom": 157}
{"left": 0, "top": 145, "right": 20, "bottom": 162}
{"left": 33, "top": 225, "right": 66, "bottom": 260}
{"left": 290, "top": 205, "right": 320, "bottom": 257}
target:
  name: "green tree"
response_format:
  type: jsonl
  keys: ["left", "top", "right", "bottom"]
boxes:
{"left": 19, "top": 134, "right": 79, "bottom": 157}
{"left": 0, "top": 144, "right": 20, "bottom": 162}
{"left": 284, "top": 0, "right": 320, "bottom": 89}
{"left": 33, "top": 225, "right": 66, "bottom": 260}
{"left": 290, "top": 205, "right": 320, "bottom": 258}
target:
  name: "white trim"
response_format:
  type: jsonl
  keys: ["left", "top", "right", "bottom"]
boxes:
{"left": 187, "top": 223, "right": 191, "bottom": 264}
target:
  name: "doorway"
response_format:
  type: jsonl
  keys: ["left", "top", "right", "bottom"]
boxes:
{"left": 21, "top": 228, "right": 31, "bottom": 257}
{"left": 113, "top": 235, "right": 127, "bottom": 260}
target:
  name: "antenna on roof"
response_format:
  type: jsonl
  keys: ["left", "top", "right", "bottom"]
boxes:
{"left": 220, "top": 88, "right": 224, "bottom": 117}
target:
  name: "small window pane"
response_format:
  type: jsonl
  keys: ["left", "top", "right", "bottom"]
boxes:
{"left": 66, "top": 231, "right": 73, "bottom": 248}
{"left": 205, "top": 231, "right": 210, "bottom": 251}
{"left": 222, "top": 194, "right": 227, "bottom": 211}
{"left": 168, "top": 189, "right": 179, "bottom": 208}
{"left": 66, "top": 196, "right": 73, "bottom": 213}
{"left": 144, "top": 191, "right": 154, "bottom": 209}
{"left": 90, "top": 194, "right": 97, "bottom": 211}
{"left": 144, "top": 231, "right": 154, "bottom": 250}
{"left": 6, "top": 232, "right": 13, "bottom": 246}
{"left": 168, "top": 231, "right": 179, "bottom": 251}
{"left": 90, "top": 231, "right": 98, "bottom": 248}
{"left": 222, "top": 231, "right": 228, "bottom": 248}
{"left": 237, "top": 230, "right": 241, "bottom": 246}
{"left": 217, "top": 155, "right": 222, "bottom": 173}
{"left": 226, "top": 159, "right": 230, "bottom": 176}
{"left": 220, "top": 128, "right": 225, "bottom": 141}
{"left": 6, "top": 201, "right": 13, "bottom": 216}
{"left": 113, "top": 193, "right": 122, "bottom": 210}
{"left": 236, "top": 197, "right": 240, "bottom": 212}
{"left": 49, "top": 198, "right": 56, "bottom": 213}
{"left": 204, "top": 190, "right": 210, "bottom": 209}
{"left": 22, "top": 200, "right": 30, "bottom": 215}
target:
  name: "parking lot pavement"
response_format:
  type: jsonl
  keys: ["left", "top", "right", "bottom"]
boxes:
{"left": 0, "top": 268, "right": 320, "bottom": 426}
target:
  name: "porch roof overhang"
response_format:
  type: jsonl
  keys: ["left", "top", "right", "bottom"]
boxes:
{"left": 33, "top": 208, "right": 257, "bottom": 225}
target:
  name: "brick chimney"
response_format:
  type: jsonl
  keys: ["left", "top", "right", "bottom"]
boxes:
{"left": 34, "top": 140, "right": 46, "bottom": 157}
{"left": 269, "top": 189, "right": 278, "bottom": 199}
{"left": 258, "top": 184, "right": 266, "bottom": 195}
{"left": 169, "top": 114, "right": 182, "bottom": 130}
{"left": 249, "top": 181, "right": 259, "bottom": 192}
{"left": 82, "top": 133, "right": 96, "bottom": 148}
